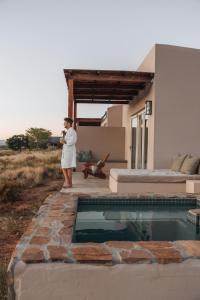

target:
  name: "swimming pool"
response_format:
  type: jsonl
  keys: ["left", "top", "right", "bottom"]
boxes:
{"left": 73, "top": 197, "right": 200, "bottom": 243}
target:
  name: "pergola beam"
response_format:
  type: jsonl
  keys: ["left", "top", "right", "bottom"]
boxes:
{"left": 74, "top": 82, "right": 146, "bottom": 89}
{"left": 68, "top": 79, "right": 74, "bottom": 118}
{"left": 65, "top": 73, "right": 153, "bottom": 83}
{"left": 75, "top": 93, "right": 137, "bottom": 99}
{"left": 75, "top": 100, "right": 130, "bottom": 104}
{"left": 64, "top": 69, "right": 154, "bottom": 83}
{"left": 75, "top": 96, "right": 134, "bottom": 100}
{"left": 74, "top": 89, "right": 139, "bottom": 95}
{"left": 73, "top": 101, "right": 77, "bottom": 129}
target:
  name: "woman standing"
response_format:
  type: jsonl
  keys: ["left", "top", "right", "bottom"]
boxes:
{"left": 60, "top": 118, "right": 77, "bottom": 188}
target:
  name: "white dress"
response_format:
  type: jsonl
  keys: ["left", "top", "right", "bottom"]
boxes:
{"left": 61, "top": 127, "right": 77, "bottom": 168}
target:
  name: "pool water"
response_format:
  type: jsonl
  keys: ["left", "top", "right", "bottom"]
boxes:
{"left": 72, "top": 198, "right": 200, "bottom": 243}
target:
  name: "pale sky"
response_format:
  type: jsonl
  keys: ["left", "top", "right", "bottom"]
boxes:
{"left": 1, "top": 0, "right": 200, "bottom": 139}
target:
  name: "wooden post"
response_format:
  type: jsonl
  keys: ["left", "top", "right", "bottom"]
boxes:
{"left": 68, "top": 79, "right": 74, "bottom": 118}
{"left": 73, "top": 101, "right": 77, "bottom": 130}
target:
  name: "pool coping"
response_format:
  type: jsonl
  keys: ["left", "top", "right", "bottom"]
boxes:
{"left": 7, "top": 192, "right": 200, "bottom": 298}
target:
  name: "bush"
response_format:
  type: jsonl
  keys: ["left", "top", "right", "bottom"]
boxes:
{"left": 0, "top": 181, "right": 22, "bottom": 203}
{"left": 26, "top": 128, "right": 52, "bottom": 149}
{"left": 6, "top": 135, "right": 28, "bottom": 151}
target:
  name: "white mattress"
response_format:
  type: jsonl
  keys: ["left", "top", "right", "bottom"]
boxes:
{"left": 110, "top": 168, "right": 200, "bottom": 183}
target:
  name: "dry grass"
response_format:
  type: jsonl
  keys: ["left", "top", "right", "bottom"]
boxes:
{"left": 0, "top": 149, "right": 62, "bottom": 202}
{"left": 0, "top": 149, "right": 63, "bottom": 298}
{"left": 0, "top": 149, "right": 16, "bottom": 157}
{"left": 0, "top": 264, "right": 7, "bottom": 300}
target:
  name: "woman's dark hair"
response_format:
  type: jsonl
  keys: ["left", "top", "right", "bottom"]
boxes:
{"left": 64, "top": 117, "right": 73, "bottom": 125}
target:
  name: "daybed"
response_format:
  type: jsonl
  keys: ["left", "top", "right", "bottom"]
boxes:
{"left": 109, "top": 169, "right": 200, "bottom": 193}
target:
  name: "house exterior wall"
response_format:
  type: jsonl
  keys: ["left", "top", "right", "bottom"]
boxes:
{"left": 76, "top": 126, "right": 125, "bottom": 161}
{"left": 153, "top": 44, "right": 200, "bottom": 168}
{"left": 121, "top": 44, "right": 200, "bottom": 169}
{"left": 101, "top": 117, "right": 108, "bottom": 127}
{"left": 122, "top": 45, "right": 156, "bottom": 168}
{"left": 76, "top": 44, "right": 200, "bottom": 170}
{"left": 101, "top": 105, "right": 123, "bottom": 127}
{"left": 107, "top": 105, "right": 123, "bottom": 127}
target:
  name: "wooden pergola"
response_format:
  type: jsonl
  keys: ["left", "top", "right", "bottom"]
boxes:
{"left": 64, "top": 69, "right": 154, "bottom": 128}
{"left": 76, "top": 118, "right": 102, "bottom": 127}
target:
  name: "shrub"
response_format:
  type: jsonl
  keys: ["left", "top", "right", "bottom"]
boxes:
{"left": 6, "top": 135, "right": 28, "bottom": 151}
{"left": 0, "top": 181, "right": 22, "bottom": 203}
{"left": 26, "top": 128, "right": 52, "bottom": 149}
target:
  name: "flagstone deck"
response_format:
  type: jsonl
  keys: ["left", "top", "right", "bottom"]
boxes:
{"left": 61, "top": 172, "right": 110, "bottom": 194}
{"left": 7, "top": 172, "right": 200, "bottom": 300}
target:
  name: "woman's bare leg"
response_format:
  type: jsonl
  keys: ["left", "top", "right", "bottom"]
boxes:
{"left": 62, "top": 168, "right": 70, "bottom": 186}
{"left": 67, "top": 168, "right": 73, "bottom": 187}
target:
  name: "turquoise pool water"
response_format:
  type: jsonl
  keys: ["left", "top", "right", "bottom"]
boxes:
{"left": 72, "top": 198, "right": 200, "bottom": 243}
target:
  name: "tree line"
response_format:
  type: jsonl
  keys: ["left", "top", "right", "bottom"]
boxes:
{"left": 6, "top": 127, "right": 52, "bottom": 150}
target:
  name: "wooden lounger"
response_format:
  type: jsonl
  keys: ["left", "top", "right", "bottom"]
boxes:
{"left": 82, "top": 153, "right": 110, "bottom": 179}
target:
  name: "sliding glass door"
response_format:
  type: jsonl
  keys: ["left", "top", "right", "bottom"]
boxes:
{"left": 131, "top": 111, "right": 148, "bottom": 169}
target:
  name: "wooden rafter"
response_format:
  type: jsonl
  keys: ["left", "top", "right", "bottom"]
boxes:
{"left": 74, "top": 82, "right": 146, "bottom": 89}
{"left": 74, "top": 89, "right": 139, "bottom": 95}
{"left": 75, "top": 95, "right": 134, "bottom": 100}
{"left": 75, "top": 100, "right": 130, "bottom": 104}
{"left": 64, "top": 69, "right": 154, "bottom": 83}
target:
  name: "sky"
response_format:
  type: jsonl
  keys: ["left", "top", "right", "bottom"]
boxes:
{"left": 0, "top": 0, "right": 200, "bottom": 139}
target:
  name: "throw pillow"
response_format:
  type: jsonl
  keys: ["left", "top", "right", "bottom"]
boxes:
{"left": 171, "top": 154, "right": 187, "bottom": 171}
{"left": 180, "top": 155, "right": 200, "bottom": 174}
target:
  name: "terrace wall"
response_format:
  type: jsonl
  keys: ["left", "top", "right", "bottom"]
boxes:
{"left": 76, "top": 126, "right": 126, "bottom": 161}
{"left": 14, "top": 261, "right": 200, "bottom": 300}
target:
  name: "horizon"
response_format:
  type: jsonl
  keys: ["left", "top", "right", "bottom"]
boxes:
{"left": 1, "top": 0, "right": 200, "bottom": 139}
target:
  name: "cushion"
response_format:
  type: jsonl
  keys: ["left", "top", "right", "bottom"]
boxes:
{"left": 180, "top": 156, "right": 200, "bottom": 174}
{"left": 77, "top": 150, "right": 93, "bottom": 162}
{"left": 110, "top": 168, "right": 200, "bottom": 183}
{"left": 171, "top": 154, "right": 187, "bottom": 171}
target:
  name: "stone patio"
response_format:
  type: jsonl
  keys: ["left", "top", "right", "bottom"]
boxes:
{"left": 8, "top": 191, "right": 200, "bottom": 267}
{"left": 7, "top": 172, "right": 200, "bottom": 300}
{"left": 60, "top": 172, "right": 109, "bottom": 194}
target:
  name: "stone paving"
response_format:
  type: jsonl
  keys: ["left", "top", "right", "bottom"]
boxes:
{"left": 60, "top": 172, "right": 110, "bottom": 195}
{"left": 7, "top": 172, "right": 200, "bottom": 298}
{"left": 9, "top": 191, "right": 200, "bottom": 266}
